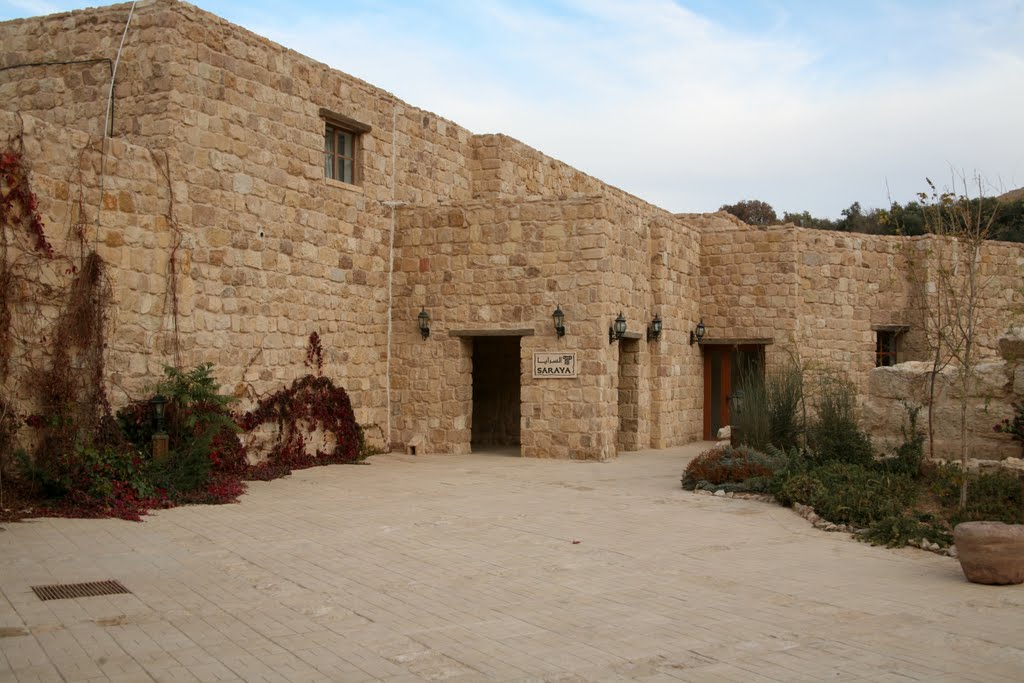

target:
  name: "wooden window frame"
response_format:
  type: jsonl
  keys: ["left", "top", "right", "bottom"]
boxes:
{"left": 320, "top": 109, "right": 371, "bottom": 186}
{"left": 872, "top": 324, "right": 909, "bottom": 368}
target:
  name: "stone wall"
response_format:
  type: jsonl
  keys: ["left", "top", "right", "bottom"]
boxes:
{"left": 0, "top": 112, "right": 174, "bottom": 413}
{"left": 2, "top": 0, "right": 1021, "bottom": 461}
{"left": 0, "top": 0, "right": 489, "bottom": 437}
{"left": 793, "top": 229, "right": 918, "bottom": 386}
{"left": 864, "top": 329, "right": 1023, "bottom": 461}
{"left": 698, "top": 216, "right": 799, "bottom": 345}
{"left": 0, "top": 1, "right": 179, "bottom": 143}
{"left": 701, "top": 217, "right": 1023, "bottom": 459}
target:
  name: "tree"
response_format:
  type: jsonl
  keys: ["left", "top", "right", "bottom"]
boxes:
{"left": 908, "top": 175, "right": 997, "bottom": 509}
{"left": 719, "top": 199, "right": 778, "bottom": 226}
{"left": 781, "top": 210, "right": 835, "bottom": 231}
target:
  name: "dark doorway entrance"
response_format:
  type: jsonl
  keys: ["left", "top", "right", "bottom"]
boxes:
{"left": 703, "top": 344, "right": 764, "bottom": 440}
{"left": 617, "top": 338, "right": 641, "bottom": 452}
{"left": 471, "top": 336, "right": 521, "bottom": 453}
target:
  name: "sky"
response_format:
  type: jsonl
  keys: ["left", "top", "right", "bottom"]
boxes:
{"left": 2, "top": 0, "right": 1023, "bottom": 218}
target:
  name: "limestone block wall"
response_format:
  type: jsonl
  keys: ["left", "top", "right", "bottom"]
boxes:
{"left": 0, "top": 113, "right": 176, "bottom": 415}
{"left": 793, "top": 229, "right": 917, "bottom": 389}
{"left": 0, "top": 0, "right": 493, "bottom": 434}
{"left": 391, "top": 194, "right": 708, "bottom": 458}
{"left": 471, "top": 134, "right": 600, "bottom": 200}
{"left": 698, "top": 216, "right": 800, "bottom": 366}
{"left": 0, "top": 1, "right": 181, "bottom": 143}
{"left": 863, "top": 346, "right": 1022, "bottom": 462}
{"left": 605, "top": 208, "right": 705, "bottom": 447}
{"left": 649, "top": 214, "right": 705, "bottom": 445}
{"left": 0, "top": 109, "right": 396, "bottom": 432}
{"left": 391, "top": 197, "right": 623, "bottom": 459}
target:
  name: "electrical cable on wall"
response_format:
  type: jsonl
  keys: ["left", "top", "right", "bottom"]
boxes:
{"left": 95, "top": 0, "right": 138, "bottom": 247}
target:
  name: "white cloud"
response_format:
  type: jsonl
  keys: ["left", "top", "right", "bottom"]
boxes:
{"left": 10, "top": 0, "right": 1019, "bottom": 216}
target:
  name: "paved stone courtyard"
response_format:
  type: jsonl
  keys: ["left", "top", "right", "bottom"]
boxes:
{"left": 2, "top": 444, "right": 1023, "bottom": 682}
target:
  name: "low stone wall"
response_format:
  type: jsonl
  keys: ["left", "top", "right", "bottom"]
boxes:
{"left": 863, "top": 327, "right": 1023, "bottom": 461}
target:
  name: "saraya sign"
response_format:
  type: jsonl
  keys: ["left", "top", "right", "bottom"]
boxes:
{"left": 533, "top": 352, "right": 577, "bottom": 378}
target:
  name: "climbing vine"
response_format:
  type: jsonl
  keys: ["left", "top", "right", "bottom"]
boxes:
{"left": 240, "top": 374, "right": 363, "bottom": 480}
{"left": 0, "top": 142, "right": 53, "bottom": 258}
{"left": 0, "top": 137, "right": 55, "bottom": 378}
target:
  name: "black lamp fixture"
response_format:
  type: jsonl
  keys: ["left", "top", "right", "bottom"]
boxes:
{"left": 689, "top": 319, "right": 706, "bottom": 346}
{"left": 151, "top": 394, "right": 167, "bottom": 434}
{"left": 418, "top": 308, "right": 430, "bottom": 340}
{"left": 647, "top": 313, "right": 663, "bottom": 342}
{"left": 552, "top": 305, "right": 565, "bottom": 338}
{"left": 609, "top": 311, "right": 627, "bottom": 344}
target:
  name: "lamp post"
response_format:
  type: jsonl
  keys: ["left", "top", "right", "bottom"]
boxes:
{"left": 151, "top": 394, "right": 168, "bottom": 461}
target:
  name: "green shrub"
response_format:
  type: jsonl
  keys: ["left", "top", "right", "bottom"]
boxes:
{"left": 767, "top": 445, "right": 811, "bottom": 504}
{"left": 994, "top": 401, "right": 1024, "bottom": 446}
{"left": 682, "top": 445, "right": 783, "bottom": 491}
{"left": 781, "top": 462, "right": 916, "bottom": 526}
{"left": 959, "top": 470, "right": 1023, "bottom": 525}
{"left": 116, "top": 363, "right": 243, "bottom": 497}
{"left": 731, "top": 376, "right": 770, "bottom": 451}
{"left": 806, "top": 373, "right": 873, "bottom": 466}
{"left": 875, "top": 402, "right": 924, "bottom": 478}
{"left": 731, "top": 359, "right": 805, "bottom": 453}
{"left": 766, "top": 360, "right": 805, "bottom": 451}
{"left": 779, "top": 472, "right": 825, "bottom": 507}
{"left": 860, "top": 513, "right": 953, "bottom": 548}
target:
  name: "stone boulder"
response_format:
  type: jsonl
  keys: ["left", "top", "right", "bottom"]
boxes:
{"left": 716, "top": 425, "right": 731, "bottom": 440}
{"left": 953, "top": 521, "right": 1024, "bottom": 585}
{"left": 998, "top": 324, "right": 1024, "bottom": 362}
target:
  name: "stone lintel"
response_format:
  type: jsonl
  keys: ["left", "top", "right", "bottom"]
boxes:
{"left": 448, "top": 329, "right": 535, "bottom": 337}
{"left": 871, "top": 324, "right": 910, "bottom": 334}
{"left": 699, "top": 338, "right": 774, "bottom": 346}
{"left": 318, "top": 108, "right": 372, "bottom": 133}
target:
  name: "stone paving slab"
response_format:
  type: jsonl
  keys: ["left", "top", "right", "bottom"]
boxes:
{"left": 1, "top": 443, "right": 1023, "bottom": 682}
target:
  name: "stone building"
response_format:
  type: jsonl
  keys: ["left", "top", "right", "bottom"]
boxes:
{"left": 1, "top": 0, "right": 1021, "bottom": 461}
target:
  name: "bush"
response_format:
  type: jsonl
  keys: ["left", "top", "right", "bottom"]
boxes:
{"left": 116, "top": 363, "right": 244, "bottom": 499}
{"left": 860, "top": 513, "right": 953, "bottom": 549}
{"left": 731, "top": 377, "right": 770, "bottom": 451}
{"left": 240, "top": 374, "right": 362, "bottom": 477}
{"left": 806, "top": 373, "right": 873, "bottom": 466}
{"left": 780, "top": 462, "right": 916, "bottom": 526}
{"left": 875, "top": 402, "right": 924, "bottom": 477}
{"left": 766, "top": 360, "right": 804, "bottom": 451}
{"left": 994, "top": 401, "right": 1024, "bottom": 447}
{"left": 930, "top": 466, "right": 1023, "bottom": 526}
{"left": 731, "top": 359, "right": 805, "bottom": 453}
{"left": 682, "top": 445, "right": 782, "bottom": 491}
{"left": 779, "top": 472, "right": 825, "bottom": 507}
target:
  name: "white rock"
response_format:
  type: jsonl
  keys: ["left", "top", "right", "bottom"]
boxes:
{"left": 713, "top": 490, "right": 726, "bottom": 497}
{"left": 716, "top": 425, "right": 732, "bottom": 440}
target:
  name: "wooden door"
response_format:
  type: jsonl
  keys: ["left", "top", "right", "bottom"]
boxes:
{"left": 703, "top": 345, "right": 764, "bottom": 440}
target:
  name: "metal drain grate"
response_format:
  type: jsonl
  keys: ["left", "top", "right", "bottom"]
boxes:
{"left": 31, "top": 580, "right": 131, "bottom": 601}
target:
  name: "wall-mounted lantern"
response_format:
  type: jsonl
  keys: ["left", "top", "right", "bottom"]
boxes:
{"left": 689, "top": 319, "right": 706, "bottom": 346}
{"left": 418, "top": 308, "right": 430, "bottom": 340}
{"left": 552, "top": 305, "right": 565, "bottom": 338}
{"left": 609, "top": 311, "right": 627, "bottom": 344}
{"left": 647, "top": 314, "right": 662, "bottom": 342}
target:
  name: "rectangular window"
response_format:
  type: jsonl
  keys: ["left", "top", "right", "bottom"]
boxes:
{"left": 320, "top": 108, "right": 371, "bottom": 186}
{"left": 876, "top": 331, "right": 898, "bottom": 367}
{"left": 325, "top": 124, "right": 357, "bottom": 184}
